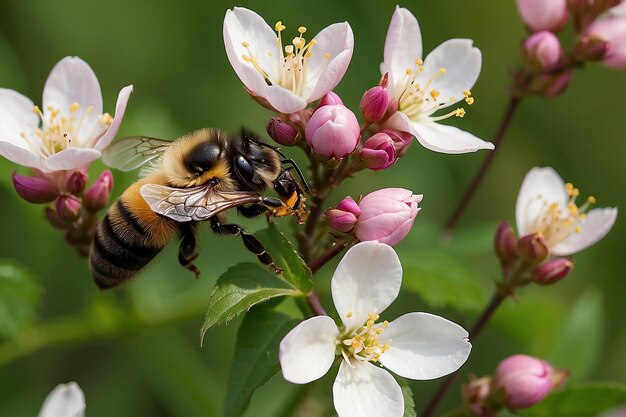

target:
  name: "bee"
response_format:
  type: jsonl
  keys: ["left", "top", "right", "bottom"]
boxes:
{"left": 89, "top": 128, "right": 308, "bottom": 289}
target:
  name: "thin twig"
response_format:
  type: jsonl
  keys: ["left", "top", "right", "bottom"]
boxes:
{"left": 308, "top": 242, "right": 347, "bottom": 273}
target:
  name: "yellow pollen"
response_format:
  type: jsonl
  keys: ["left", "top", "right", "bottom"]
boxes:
{"left": 304, "top": 51, "right": 313, "bottom": 57}
{"left": 100, "top": 113, "right": 113, "bottom": 125}
{"left": 463, "top": 90, "right": 472, "bottom": 97}
{"left": 298, "top": 26, "right": 307, "bottom": 34}
{"left": 588, "top": 196, "right": 596, "bottom": 204}
{"left": 572, "top": 188, "right": 580, "bottom": 197}
{"left": 430, "top": 89, "right": 440, "bottom": 99}
{"left": 465, "top": 97, "right": 475, "bottom": 105}
{"left": 285, "top": 45, "right": 294, "bottom": 55}
{"left": 415, "top": 58, "right": 423, "bottom": 66}
{"left": 406, "top": 69, "right": 413, "bottom": 75}
{"left": 33, "top": 106, "right": 43, "bottom": 116}
{"left": 455, "top": 108, "right": 466, "bottom": 117}
{"left": 575, "top": 226, "right": 582, "bottom": 233}
{"left": 241, "top": 41, "right": 249, "bottom": 48}
{"left": 275, "top": 21, "right": 286, "bottom": 32}
{"left": 324, "top": 52, "right": 330, "bottom": 60}
{"left": 69, "top": 102, "right": 80, "bottom": 112}
{"left": 438, "top": 67, "right": 447, "bottom": 75}
{"left": 267, "top": 51, "right": 273, "bottom": 57}
{"left": 347, "top": 312, "right": 353, "bottom": 318}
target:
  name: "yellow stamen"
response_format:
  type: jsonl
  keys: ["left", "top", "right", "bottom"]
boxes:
{"left": 275, "top": 21, "right": 286, "bottom": 32}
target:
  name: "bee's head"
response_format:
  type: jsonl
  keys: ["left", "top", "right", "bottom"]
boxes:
{"left": 227, "top": 129, "right": 281, "bottom": 192}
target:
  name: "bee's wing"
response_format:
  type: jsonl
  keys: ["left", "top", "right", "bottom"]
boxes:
{"left": 102, "top": 136, "right": 172, "bottom": 172}
{"left": 140, "top": 183, "right": 264, "bottom": 222}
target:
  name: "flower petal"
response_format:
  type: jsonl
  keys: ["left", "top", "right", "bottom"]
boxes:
{"left": 0, "top": 88, "right": 39, "bottom": 145}
{"left": 94, "top": 85, "right": 133, "bottom": 150}
{"left": 551, "top": 207, "right": 618, "bottom": 255}
{"left": 381, "top": 6, "right": 423, "bottom": 99}
{"left": 279, "top": 316, "right": 339, "bottom": 384}
{"left": 305, "top": 22, "right": 354, "bottom": 102}
{"left": 0, "top": 140, "right": 45, "bottom": 170}
{"left": 420, "top": 39, "right": 481, "bottom": 110}
{"left": 38, "top": 382, "right": 85, "bottom": 417}
{"left": 331, "top": 241, "right": 402, "bottom": 329}
{"left": 405, "top": 118, "right": 494, "bottom": 154}
{"left": 44, "top": 147, "right": 101, "bottom": 171}
{"left": 378, "top": 312, "right": 471, "bottom": 380}
{"left": 515, "top": 167, "right": 567, "bottom": 236}
{"left": 263, "top": 82, "right": 309, "bottom": 114}
{"left": 333, "top": 360, "right": 404, "bottom": 417}
{"left": 43, "top": 56, "right": 103, "bottom": 115}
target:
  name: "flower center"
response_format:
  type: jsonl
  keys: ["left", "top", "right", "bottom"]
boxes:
{"left": 397, "top": 59, "right": 474, "bottom": 121}
{"left": 524, "top": 182, "right": 596, "bottom": 247}
{"left": 240, "top": 21, "right": 331, "bottom": 97}
{"left": 337, "top": 312, "right": 390, "bottom": 365}
{"left": 20, "top": 103, "right": 112, "bottom": 158}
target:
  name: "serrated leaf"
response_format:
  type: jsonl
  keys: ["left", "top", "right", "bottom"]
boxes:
{"left": 0, "top": 260, "right": 42, "bottom": 339}
{"left": 255, "top": 223, "right": 312, "bottom": 293}
{"left": 201, "top": 263, "right": 301, "bottom": 339}
{"left": 224, "top": 307, "right": 298, "bottom": 417}
{"left": 401, "top": 249, "right": 489, "bottom": 313}
{"left": 521, "top": 383, "right": 626, "bottom": 417}
{"left": 547, "top": 290, "right": 605, "bottom": 381}
{"left": 398, "top": 379, "right": 417, "bottom": 417}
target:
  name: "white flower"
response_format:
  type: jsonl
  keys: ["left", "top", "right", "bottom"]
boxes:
{"left": 279, "top": 241, "right": 471, "bottom": 417}
{"left": 38, "top": 382, "right": 85, "bottom": 417}
{"left": 223, "top": 7, "right": 354, "bottom": 114}
{"left": 380, "top": 7, "right": 494, "bottom": 154}
{"left": 0, "top": 56, "right": 132, "bottom": 172}
{"left": 515, "top": 167, "right": 618, "bottom": 255}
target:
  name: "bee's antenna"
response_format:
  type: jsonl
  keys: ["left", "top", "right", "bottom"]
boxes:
{"left": 248, "top": 138, "right": 310, "bottom": 193}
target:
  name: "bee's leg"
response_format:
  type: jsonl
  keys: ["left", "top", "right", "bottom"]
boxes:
{"left": 210, "top": 216, "right": 283, "bottom": 274}
{"left": 237, "top": 196, "right": 284, "bottom": 219}
{"left": 178, "top": 222, "right": 201, "bottom": 278}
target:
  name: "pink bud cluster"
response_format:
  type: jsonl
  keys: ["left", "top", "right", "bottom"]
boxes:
{"left": 463, "top": 354, "right": 567, "bottom": 413}
{"left": 326, "top": 188, "right": 422, "bottom": 246}
{"left": 12, "top": 169, "right": 114, "bottom": 256}
{"left": 494, "top": 221, "right": 574, "bottom": 285}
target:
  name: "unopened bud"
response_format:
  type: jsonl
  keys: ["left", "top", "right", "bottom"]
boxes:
{"left": 66, "top": 170, "right": 88, "bottom": 194}
{"left": 84, "top": 170, "right": 114, "bottom": 212}
{"left": 360, "top": 85, "right": 389, "bottom": 124}
{"left": 267, "top": 117, "right": 298, "bottom": 146}
{"left": 305, "top": 104, "right": 360, "bottom": 159}
{"left": 55, "top": 195, "right": 82, "bottom": 222}
{"left": 44, "top": 207, "right": 70, "bottom": 230}
{"left": 516, "top": 0, "right": 569, "bottom": 32}
{"left": 518, "top": 233, "right": 549, "bottom": 264}
{"left": 494, "top": 221, "right": 518, "bottom": 262}
{"left": 533, "top": 258, "right": 574, "bottom": 285}
{"left": 462, "top": 375, "right": 492, "bottom": 405}
{"left": 523, "top": 31, "right": 562, "bottom": 69}
{"left": 525, "top": 69, "right": 573, "bottom": 97}
{"left": 325, "top": 196, "right": 361, "bottom": 233}
{"left": 316, "top": 91, "right": 344, "bottom": 109}
{"left": 12, "top": 172, "right": 59, "bottom": 204}
{"left": 384, "top": 129, "right": 413, "bottom": 156}
{"left": 585, "top": 17, "right": 626, "bottom": 68}
{"left": 360, "top": 132, "right": 397, "bottom": 171}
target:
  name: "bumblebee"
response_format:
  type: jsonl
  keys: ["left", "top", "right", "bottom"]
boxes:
{"left": 89, "top": 128, "right": 308, "bottom": 289}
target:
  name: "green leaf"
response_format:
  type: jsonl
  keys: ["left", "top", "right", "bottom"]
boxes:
{"left": 547, "top": 290, "right": 605, "bottom": 381}
{"left": 521, "top": 383, "right": 626, "bottom": 417}
{"left": 255, "top": 223, "right": 312, "bottom": 293}
{"left": 395, "top": 378, "right": 417, "bottom": 417}
{"left": 401, "top": 249, "right": 489, "bottom": 313}
{"left": 224, "top": 306, "right": 298, "bottom": 417}
{"left": 200, "top": 263, "right": 301, "bottom": 339}
{"left": 0, "top": 260, "right": 42, "bottom": 339}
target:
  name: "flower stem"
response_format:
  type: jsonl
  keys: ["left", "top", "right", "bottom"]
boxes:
{"left": 308, "top": 242, "right": 347, "bottom": 273}
{"left": 443, "top": 95, "right": 522, "bottom": 233}
{"left": 420, "top": 289, "right": 508, "bottom": 417}
{"left": 307, "top": 293, "right": 327, "bottom": 316}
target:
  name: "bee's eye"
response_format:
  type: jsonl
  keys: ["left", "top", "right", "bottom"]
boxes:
{"left": 234, "top": 155, "right": 255, "bottom": 181}
{"left": 186, "top": 142, "right": 221, "bottom": 173}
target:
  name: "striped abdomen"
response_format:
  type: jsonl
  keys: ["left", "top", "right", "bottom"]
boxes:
{"left": 90, "top": 178, "right": 176, "bottom": 289}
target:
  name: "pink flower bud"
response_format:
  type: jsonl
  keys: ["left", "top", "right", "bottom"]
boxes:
{"left": 360, "top": 86, "right": 389, "bottom": 124}
{"left": 462, "top": 376, "right": 493, "bottom": 405}
{"left": 267, "top": 117, "right": 298, "bottom": 146}
{"left": 494, "top": 354, "right": 560, "bottom": 409}
{"left": 494, "top": 221, "right": 518, "bottom": 262}
{"left": 325, "top": 196, "right": 361, "bottom": 233}
{"left": 586, "top": 17, "right": 626, "bottom": 68}
{"left": 66, "top": 171, "right": 88, "bottom": 194}
{"left": 524, "top": 31, "right": 562, "bottom": 68}
{"left": 355, "top": 188, "right": 422, "bottom": 246}
{"left": 56, "top": 194, "right": 82, "bottom": 222}
{"left": 44, "top": 207, "right": 70, "bottom": 230}
{"left": 518, "top": 233, "right": 549, "bottom": 263}
{"left": 305, "top": 105, "right": 360, "bottom": 159}
{"left": 316, "top": 91, "right": 344, "bottom": 108}
{"left": 533, "top": 258, "right": 574, "bottom": 285}
{"left": 360, "top": 132, "right": 398, "bottom": 171}
{"left": 12, "top": 172, "right": 59, "bottom": 204}
{"left": 516, "top": 0, "right": 569, "bottom": 32}
{"left": 84, "top": 170, "right": 114, "bottom": 212}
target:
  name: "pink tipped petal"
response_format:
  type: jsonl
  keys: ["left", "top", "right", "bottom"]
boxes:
{"left": 0, "top": 89, "right": 39, "bottom": 143}
{"left": 515, "top": 167, "right": 567, "bottom": 236}
{"left": 95, "top": 85, "right": 133, "bottom": 150}
{"left": 38, "top": 382, "right": 85, "bottom": 417}
{"left": 551, "top": 207, "right": 618, "bottom": 255}
{"left": 306, "top": 23, "right": 354, "bottom": 101}
{"left": 0, "top": 141, "right": 45, "bottom": 170}
{"left": 421, "top": 39, "right": 482, "bottom": 110}
{"left": 413, "top": 121, "right": 494, "bottom": 154}
{"left": 333, "top": 361, "right": 404, "bottom": 417}
{"left": 331, "top": 242, "right": 402, "bottom": 329}
{"left": 379, "top": 312, "right": 471, "bottom": 380}
{"left": 382, "top": 6, "right": 423, "bottom": 96}
{"left": 279, "top": 316, "right": 339, "bottom": 384}
{"left": 43, "top": 56, "right": 103, "bottom": 115}
{"left": 44, "top": 147, "right": 101, "bottom": 171}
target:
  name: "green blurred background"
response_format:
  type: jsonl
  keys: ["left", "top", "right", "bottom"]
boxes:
{"left": 1, "top": 0, "right": 624, "bottom": 416}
